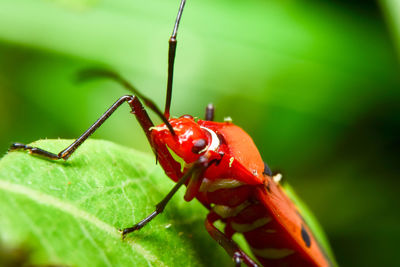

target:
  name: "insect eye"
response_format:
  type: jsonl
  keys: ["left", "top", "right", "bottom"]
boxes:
{"left": 191, "top": 139, "right": 207, "bottom": 154}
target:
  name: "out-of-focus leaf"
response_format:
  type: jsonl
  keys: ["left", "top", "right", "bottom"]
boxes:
{"left": 380, "top": 0, "right": 400, "bottom": 59}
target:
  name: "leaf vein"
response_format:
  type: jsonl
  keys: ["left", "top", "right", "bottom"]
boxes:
{"left": 76, "top": 219, "right": 113, "bottom": 267}
{"left": 0, "top": 179, "right": 167, "bottom": 267}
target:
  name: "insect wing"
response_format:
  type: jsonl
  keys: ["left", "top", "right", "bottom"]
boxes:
{"left": 282, "top": 183, "right": 338, "bottom": 267}
{"left": 254, "top": 181, "right": 332, "bottom": 267}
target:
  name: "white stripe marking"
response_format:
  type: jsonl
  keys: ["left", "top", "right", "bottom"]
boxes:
{"left": 200, "top": 126, "right": 220, "bottom": 152}
{"left": 231, "top": 217, "right": 272, "bottom": 233}
{"left": 199, "top": 178, "right": 244, "bottom": 193}
{"left": 213, "top": 201, "right": 251, "bottom": 219}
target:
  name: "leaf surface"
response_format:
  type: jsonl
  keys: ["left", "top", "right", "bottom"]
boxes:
{"left": 0, "top": 139, "right": 230, "bottom": 266}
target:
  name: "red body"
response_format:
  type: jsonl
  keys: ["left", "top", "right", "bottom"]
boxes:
{"left": 150, "top": 116, "right": 330, "bottom": 267}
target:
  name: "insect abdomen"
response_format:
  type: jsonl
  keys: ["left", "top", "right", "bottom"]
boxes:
{"left": 217, "top": 190, "right": 319, "bottom": 267}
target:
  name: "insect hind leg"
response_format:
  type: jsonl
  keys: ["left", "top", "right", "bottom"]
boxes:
{"left": 205, "top": 212, "right": 259, "bottom": 267}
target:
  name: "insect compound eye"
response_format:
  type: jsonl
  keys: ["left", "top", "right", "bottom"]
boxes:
{"left": 191, "top": 139, "right": 208, "bottom": 154}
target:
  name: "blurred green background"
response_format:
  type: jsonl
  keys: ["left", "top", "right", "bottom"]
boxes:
{"left": 0, "top": 0, "right": 399, "bottom": 266}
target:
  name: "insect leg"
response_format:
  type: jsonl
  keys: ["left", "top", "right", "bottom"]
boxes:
{"left": 164, "top": 0, "right": 187, "bottom": 119}
{"left": 78, "top": 68, "right": 175, "bottom": 135}
{"left": 205, "top": 103, "right": 215, "bottom": 121}
{"left": 9, "top": 95, "right": 153, "bottom": 160}
{"left": 205, "top": 212, "right": 259, "bottom": 267}
{"left": 121, "top": 156, "right": 209, "bottom": 238}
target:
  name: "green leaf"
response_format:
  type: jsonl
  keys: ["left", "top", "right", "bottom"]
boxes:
{"left": 0, "top": 139, "right": 230, "bottom": 266}
{"left": 380, "top": 0, "right": 400, "bottom": 59}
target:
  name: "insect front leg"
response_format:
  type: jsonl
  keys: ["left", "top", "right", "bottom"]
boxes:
{"left": 9, "top": 95, "right": 154, "bottom": 160}
{"left": 121, "top": 156, "right": 210, "bottom": 238}
{"left": 205, "top": 212, "right": 259, "bottom": 267}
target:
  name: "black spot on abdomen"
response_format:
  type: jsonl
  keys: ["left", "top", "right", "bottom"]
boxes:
{"left": 301, "top": 224, "right": 311, "bottom": 248}
{"left": 263, "top": 161, "right": 272, "bottom": 176}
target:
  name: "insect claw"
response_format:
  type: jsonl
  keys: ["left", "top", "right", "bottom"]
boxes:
{"left": 120, "top": 228, "right": 130, "bottom": 240}
{"left": 120, "top": 224, "right": 142, "bottom": 239}
{"left": 9, "top": 142, "right": 27, "bottom": 152}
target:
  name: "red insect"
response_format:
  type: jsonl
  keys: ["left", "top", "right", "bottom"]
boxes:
{"left": 10, "top": 1, "right": 336, "bottom": 266}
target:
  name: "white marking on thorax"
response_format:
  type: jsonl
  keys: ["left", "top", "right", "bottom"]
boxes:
{"left": 149, "top": 125, "right": 182, "bottom": 132}
{"left": 200, "top": 126, "right": 219, "bottom": 152}
{"left": 149, "top": 125, "right": 169, "bottom": 131}
{"left": 231, "top": 217, "right": 272, "bottom": 233}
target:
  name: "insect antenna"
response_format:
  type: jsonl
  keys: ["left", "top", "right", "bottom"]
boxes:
{"left": 164, "top": 0, "right": 186, "bottom": 119}
{"left": 78, "top": 68, "right": 175, "bottom": 135}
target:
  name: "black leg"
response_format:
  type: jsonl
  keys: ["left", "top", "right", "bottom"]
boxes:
{"left": 9, "top": 95, "right": 154, "bottom": 160}
{"left": 205, "top": 103, "right": 215, "bottom": 121}
{"left": 121, "top": 155, "right": 210, "bottom": 238}
{"left": 78, "top": 68, "right": 175, "bottom": 135}
{"left": 120, "top": 171, "right": 191, "bottom": 237}
{"left": 9, "top": 143, "right": 60, "bottom": 160}
{"left": 205, "top": 212, "right": 259, "bottom": 267}
{"left": 164, "top": 0, "right": 186, "bottom": 119}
